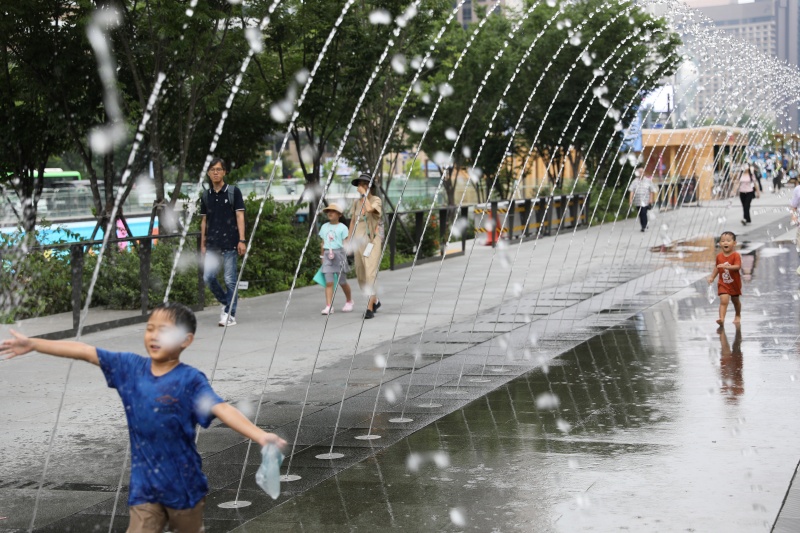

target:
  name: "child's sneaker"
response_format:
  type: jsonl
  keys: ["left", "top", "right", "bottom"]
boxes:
{"left": 341, "top": 301, "right": 354, "bottom": 312}
{"left": 321, "top": 306, "right": 332, "bottom": 315}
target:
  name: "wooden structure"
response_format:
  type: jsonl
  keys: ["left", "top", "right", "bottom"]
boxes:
{"left": 640, "top": 126, "right": 749, "bottom": 201}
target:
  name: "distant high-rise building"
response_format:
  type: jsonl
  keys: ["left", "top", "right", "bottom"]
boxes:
{"left": 453, "top": 0, "right": 524, "bottom": 26}
{"left": 682, "top": 0, "right": 800, "bottom": 132}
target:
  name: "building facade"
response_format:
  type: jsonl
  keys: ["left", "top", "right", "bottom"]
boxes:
{"left": 453, "top": 0, "right": 524, "bottom": 26}
{"left": 684, "top": 0, "right": 800, "bottom": 132}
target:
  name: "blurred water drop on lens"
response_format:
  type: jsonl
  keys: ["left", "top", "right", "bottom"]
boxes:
{"left": 368, "top": 9, "right": 392, "bottom": 25}
{"left": 445, "top": 127, "right": 458, "bottom": 141}
{"left": 374, "top": 354, "right": 387, "bottom": 369}
{"left": 449, "top": 508, "right": 466, "bottom": 527}
{"left": 568, "top": 458, "right": 580, "bottom": 469}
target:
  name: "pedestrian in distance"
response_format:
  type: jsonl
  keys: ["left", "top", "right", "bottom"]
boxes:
{"left": 738, "top": 163, "right": 761, "bottom": 226}
{"left": 0, "top": 302, "right": 287, "bottom": 533}
{"left": 707, "top": 231, "right": 742, "bottom": 327}
{"left": 349, "top": 174, "right": 383, "bottom": 319}
{"left": 319, "top": 203, "right": 354, "bottom": 315}
{"left": 627, "top": 166, "right": 657, "bottom": 232}
{"left": 788, "top": 177, "right": 800, "bottom": 271}
{"left": 773, "top": 166, "right": 785, "bottom": 193}
{"left": 200, "top": 158, "right": 246, "bottom": 327}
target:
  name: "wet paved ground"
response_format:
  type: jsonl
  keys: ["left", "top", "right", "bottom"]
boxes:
{"left": 2, "top": 194, "right": 800, "bottom": 532}
{"left": 234, "top": 244, "right": 800, "bottom": 532}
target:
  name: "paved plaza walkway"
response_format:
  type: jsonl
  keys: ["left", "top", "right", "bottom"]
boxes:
{"left": 2, "top": 191, "right": 800, "bottom": 531}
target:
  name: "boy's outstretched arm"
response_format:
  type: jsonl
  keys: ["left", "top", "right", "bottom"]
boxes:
{"left": 212, "top": 402, "right": 288, "bottom": 449}
{"left": 0, "top": 330, "right": 98, "bottom": 365}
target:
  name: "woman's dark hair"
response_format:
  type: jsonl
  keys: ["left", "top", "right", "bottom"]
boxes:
{"left": 152, "top": 302, "right": 197, "bottom": 334}
{"left": 357, "top": 173, "right": 377, "bottom": 195}
{"left": 208, "top": 157, "right": 227, "bottom": 172}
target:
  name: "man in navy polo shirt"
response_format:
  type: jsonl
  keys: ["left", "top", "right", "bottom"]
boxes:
{"left": 200, "top": 157, "right": 246, "bottom": 327}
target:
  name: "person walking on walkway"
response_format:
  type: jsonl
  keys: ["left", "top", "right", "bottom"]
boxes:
{"left": 788, "top": 176, "right": 800, "bottom": 255}
{"left": 628, "top": 167, "right": 657, "bottom": 232}
{"left": 200, "top": 158, "right": 246, "bottom": 327}
{"left": 349, "top": 174, "right": 383, "bottom": 319}
{"left": 319, "top": 203, "right": 354, "bottom": 315}
{"left": 738, "top": 163, "right": 761, "bottom": 226}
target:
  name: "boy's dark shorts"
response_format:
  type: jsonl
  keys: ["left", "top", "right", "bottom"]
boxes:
{"left": 128, "top": 498, "right": 205, "bottom": 533}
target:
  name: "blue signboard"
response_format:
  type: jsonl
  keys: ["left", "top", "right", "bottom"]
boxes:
{"left": 621, "top": 109, "right": 643, "bottom": 152}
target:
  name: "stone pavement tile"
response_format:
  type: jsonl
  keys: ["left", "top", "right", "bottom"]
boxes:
{"left": 0, "top": 488, "right": 113, "bottom": 531}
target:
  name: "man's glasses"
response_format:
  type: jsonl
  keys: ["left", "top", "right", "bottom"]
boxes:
{"left": 209, "top": 168, "right": 225, "bottom": 173}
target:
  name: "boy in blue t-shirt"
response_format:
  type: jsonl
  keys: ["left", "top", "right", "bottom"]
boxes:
{"left": 0, "top": 302, "right": 286, "bottom": 532}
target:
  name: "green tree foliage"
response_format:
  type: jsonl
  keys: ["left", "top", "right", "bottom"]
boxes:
{"left": 413, "top": 0, "right": 681, "bottom": 205}
{"left": 0, "top": 0, "right": 95, "bottom": 233}
{"left": 507, "top": 0, "right": 681, "bottom": 190}
{"left": 253, "top": 0, "right": 449, "bottom": 198}
{"left": 239, "top": 194, "right": 319, "bottom": 293}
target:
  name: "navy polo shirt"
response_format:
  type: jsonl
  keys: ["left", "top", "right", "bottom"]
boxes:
{"left": 200, "top": 184, "right": 245, "bottom": 251}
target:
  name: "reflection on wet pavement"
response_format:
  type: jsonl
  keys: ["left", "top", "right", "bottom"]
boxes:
{"left": 234, "top": 244, "right": 800, "bottom": 532}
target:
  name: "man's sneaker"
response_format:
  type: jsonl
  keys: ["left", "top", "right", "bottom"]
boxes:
{"left": 341, "top": 301, "right": 354, "bottom": 313}
{"left": 364, "top": 309, "right": 375, "bottom": 319}
{"left": 220, "top": 307, "right": 227, "bottom": 323}
{"left": 321, "top": 305, "right": 332, "bottom": 315}
{"left": 224, "top": 315, "right": 237, "bottom": 327}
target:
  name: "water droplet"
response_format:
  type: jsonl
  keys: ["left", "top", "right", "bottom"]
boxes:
{"left": 374, "top": 354, "right": 387, "bottom": 369}
{"left": 408, "top": 117, "right": 429, "bottom": 133}
{"left": 445, "top": 128, "right": 458, "bottom": 141}
{"left": 556, "top": 419, "right": 572, "bottom": 433}
{"left": 433, "top": 151, "right": 451, "bottom": 168}
{"left": 391, "top": 54, "right": 407, "bottom": 74}
{"left": 406, "top": 453, "right": 422, "bottom": 472}
{"left": 368, "top": 9, "right": 392, "bottom": 25}
{"left": 535, "top": 392, "right": 560, "bottom": 410}
{"left": 433, "top": 451, "right": 450, "bottom": 468}
{"left": 439, "top": 82, "right": 454, "bottom": 97}
{"left": 449, "top": 508, "right": 467, "bottom": 527}
{"left": 245, "top": 27, "right": 263, "bottom": 53}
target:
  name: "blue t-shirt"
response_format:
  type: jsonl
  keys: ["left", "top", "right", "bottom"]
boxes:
{"left": 319, "top": 222, "right": 348, "bottom": 250}
{"left": 97, "top": 349, "right": 224, "bottom": 509}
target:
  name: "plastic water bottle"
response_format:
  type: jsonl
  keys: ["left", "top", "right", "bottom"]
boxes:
{"left": 255, "top": 443, "right": 284, "bottom": 499}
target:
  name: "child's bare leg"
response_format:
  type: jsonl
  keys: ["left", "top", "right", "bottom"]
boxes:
{"left": 717, "top": 294, "right": 730, "bottom": 326}
{"left": 731, "top": 296, "right": 742, "bottom": 325}
{"left": 325, "top": 283, "right": 334, "bottom": 306}
{"left": 342, "top": 282, "right": 352, "bottom": 301}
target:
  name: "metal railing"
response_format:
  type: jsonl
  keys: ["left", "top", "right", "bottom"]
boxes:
{"left": 1, "top": 232, "right": 203, "bottom": 339}
{"left": 384, "top": 193, "right": 591, "bottom": 267}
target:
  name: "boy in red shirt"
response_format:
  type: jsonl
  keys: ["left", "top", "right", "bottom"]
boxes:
{"left": 707, "top": 231, "right": 742, "bottom": 326}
